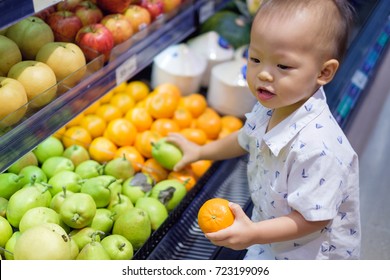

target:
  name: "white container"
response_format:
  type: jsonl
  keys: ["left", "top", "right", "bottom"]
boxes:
{"left": 187, "top": 31, "right": 234, "bottom": 87}
{"left": 207, "top": 60, "right": 257, "bottom": 118}
{"left": 151, "top": 43, "right": 207, "bottom": 96}
{"left": 234, "top": 44, "right": 249, "bottom": 62}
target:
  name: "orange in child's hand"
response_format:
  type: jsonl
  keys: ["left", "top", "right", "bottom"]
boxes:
{"left": 198, "top": 198, "right": 235, "bottom": 233}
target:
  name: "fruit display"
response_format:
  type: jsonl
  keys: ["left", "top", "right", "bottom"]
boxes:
{"left": 0, "top": 79, "right": 243, "bottom": 260}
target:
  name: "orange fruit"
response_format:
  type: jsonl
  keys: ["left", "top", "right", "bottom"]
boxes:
{"left": 197, "top": 198, "right": 234, "bottom": 233}
{"left": 181, "top": 93, "right": 207, "bottom": 118}
{"left": 112, "top": 82, "right": 127, "bottom": 94}
{"left": 109, "top": 93, "right": 135, "bottom": 114}
{"left": 147, "top": 91, "right": 179, "bottom": 119}
{"left": 124, "top": 107, "right": 153, "bottom": 132}
{"left": 65, "top": 112, "right": 85, "bottom": 128}
{"left": 126, "top": 80, "right": 150, "bottom": 102}
{"left": 95, "top": 103, "right": 123, "bottom": 122}
{"left": 79, "top": 114, "right": 107, "bottom": 138}
{"left": 153, "top": 83, "right": 181, "bottom": 99}
{"left": 89, "top": 136, "right": 117, "bottom": 163}
{"left": 104, "top": 118, "right": 137, "bottom": 147}
{"left": 221, "top": 115, "right": 243, "bottom": 132}
{"left": 141, "top": 158, "right": 168, "bottom": 183}
{"left": 83, "top": 100, "right": 101, "bottom": 115}
{"left": 195, "top": 108, "right": 222, "bottom": 140}
{"left": 150, "top": 118, "right": 180, "bottom": 137}
{"left": 180, "top": 128, "right": 207, "bottom": 145}
{"left": 168, "top": 168, "right": 197, "bottom": 191}
{"left": 134, "top": 130, "right": 162, "bottom": 159}
{"left": 191, "top": 160, "right": 212, "bottom": 179}
{"left": 99, "top": 90, "right": 115, "bottom": 104}
{"left": 62, "top": 126, "right": 92, "bottom": 149}
{"left": 218, "top": 127, "right": 233, "bottom": 139}
{"left": 115, "top": 146, "right": 145, "bottom": 172}
{"left": 172, "top": 107, "right": 193, "bottom": 129}
{"left": 53, "top": 126, "right": 66, "bottom": 140}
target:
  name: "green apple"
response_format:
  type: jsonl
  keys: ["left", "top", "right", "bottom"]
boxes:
{"left": 76, "top": 240, "right": 110, "bottom": 260}
{"left": 7, "top": 151, "right": 38, "bottom": 174}
{"left": 150, "top": 179, "right": 187, "bottom": 211}
{"left": 0, "top": 35, "right": 22, "bottom": 76}
{"left": 69, "top": 238, "right": 79, "bottom": 260}
{"left": 6, "top": 185, "right": 51, "bottom": 228}
{"left": 18, "top": 165, "right": 48, "bottom": 186}
{"left": 151, "top": 138, "right": 182, "bottom": 170}
{"left": 69, "top": 227, "right": 102, "bottom": 251}
{"left": 112, "top": 207, "right": 151, "bottom": 251}
{"left": 60, "top": 192, "right": 97, "bottom": 229}
{"left": 0, "top": 197, "right": 8, "bottom": 217}
{"left": 75, "top": 159, "right": 104, "bottom": 179}
{"left": 101, "top": 234, "right": 133, "bottom": 260}
{"left": 35, "top": 42, "right": 86, "bottom": 87}
{"left": 104, "top": 154, "right": 134, "bottom": 180}
{"left": 13, "top": 223, "right": 71, "bottom": 260}
{"left": 7, "top": 60, "right": 58, "bottom": 108}
{"left": 0, "top": 77, "right": 28, "bottom": 128}
{"left": 41, "top": 156, "right": 75, "bottom": 178}
{"left": 48, "top": 170, "right": 83, "bottom": 196}
{"left": 90, "top": 208, "right": 115, "bottom": 235}
{"left": 6, "top": 16, "right": 54, "bottom": 59}
{"left": 135, "top": 197, "right": 168, "bottom": 231}
{"left": 33, "top": 136, "right": 64, "bottom": 164}
{"left": 50, "top": 187, "right": 74, "bottom": 213}
{"left": 80, "top": 176, "right": 116, "bottom": 208}
{"left": 107, "top": 193, "right": 134, "bottom": 221}
{"left": 0, "top": 172, "right": 25, "bottom": 199}
{"left": 4, "top": 231, "right": 21, "bottom": 260}
{"left": 122, "top": 172, "right": 154, "bottom": 204}
{"left": 18, "top": 206, "right": 60, "bottom": 233}
{"left": 0, "top": 215, "right": 13, "bottom": 248}
{"left": 62, "top": 144, "right": 90, "bottom": 167}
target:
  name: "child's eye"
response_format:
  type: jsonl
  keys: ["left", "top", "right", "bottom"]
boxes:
{"left": 277, "top": 64, "right": 291, "bottom": 70}
{"left": 250, "top": 57, "right": 260, "bottom": 63}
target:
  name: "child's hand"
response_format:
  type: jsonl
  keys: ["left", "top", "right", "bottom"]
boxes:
{"left": 205, "top": 202, "right": 254, "bottom": 250}
{"left": 166, "top": 132, "right": 202, "bottom": 171}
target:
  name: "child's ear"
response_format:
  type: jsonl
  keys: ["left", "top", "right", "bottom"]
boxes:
{"left": 317, "top": 59, "right": 339, "bottom": 85}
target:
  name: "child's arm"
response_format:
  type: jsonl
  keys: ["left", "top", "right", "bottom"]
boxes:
{"left": 205, "top": 202, "right": 330, "bottom": 251}
{"left": 166, "top": 131, "right": 247, "bottom": 171}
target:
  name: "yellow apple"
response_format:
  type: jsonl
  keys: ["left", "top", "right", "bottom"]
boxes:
{"left": 0, "top": 35, "right": 22, "bottom": 76}
{"left": 36, "top": 42, "right": 87, "bottom": 88}
{"left": 0, "top": 77, "right": 28, "bottom": 128}
{"left": 7, "top": 61, "right": 57, "bottom": 108}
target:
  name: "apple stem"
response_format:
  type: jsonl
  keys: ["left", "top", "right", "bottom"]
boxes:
{"left": 72, "top": 213, "right": 80, "bottom": 222}
{"left": 119, "top": 243, "right": 126, "bottom": 251}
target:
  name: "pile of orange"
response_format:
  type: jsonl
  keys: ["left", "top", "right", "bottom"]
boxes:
{"left": 54, "top": 81, "right": 244, "bottom": 190}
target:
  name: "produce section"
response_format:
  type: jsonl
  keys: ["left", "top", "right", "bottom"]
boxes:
{"left": 1, "top": 0, "right": 390, "bottom": 261}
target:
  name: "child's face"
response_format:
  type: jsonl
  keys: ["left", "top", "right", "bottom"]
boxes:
{"left": 247, "top": 9, "right": 329, "bottom": 116}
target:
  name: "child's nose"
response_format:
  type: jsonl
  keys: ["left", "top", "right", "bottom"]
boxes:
{"left": 258, "top": 70, "right": 273, "bottom": 82}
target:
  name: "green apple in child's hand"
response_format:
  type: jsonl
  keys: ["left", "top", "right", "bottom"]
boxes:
{"left": 151, "top": 138, "right": 182, "bottom": 170}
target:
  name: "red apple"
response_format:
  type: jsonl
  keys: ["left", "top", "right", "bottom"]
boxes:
{"left": 101, "top": 14, "right": 133, "bottom": 46}
{"left": 75, "top": 1, "right": 103, "bottom": 26}
{"left": 95, "top": 0, "right": 132, "bottom": 14}
{"left": 46, "top": 11, "right": 83, "bottom": 42}
{"left": 162, "top": 0, "right": 181, "bottom": 13}
{"left": 34, "top": 6, "right": 56, "bottom": 21}
{"left": 140, "top": 0, "right": 164, "bottom": 21}
{"left": 56, "top": 0, "right": 83, "bottom": 12}
{"left": 75, "top": 23, "right": 114, "bottom": 62}
{"left": 123, "top": 5, "right": 152, "bottom": 33}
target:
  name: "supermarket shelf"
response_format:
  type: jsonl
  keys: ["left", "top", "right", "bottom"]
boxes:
{"left": 0, "top": 0, "right": 231, "bottom": 173}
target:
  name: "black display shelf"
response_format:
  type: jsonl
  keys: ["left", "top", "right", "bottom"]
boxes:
{"left": 0, "top": 0, "right": 231, "bottom": 173}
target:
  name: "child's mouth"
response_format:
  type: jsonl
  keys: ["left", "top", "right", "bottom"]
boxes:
{"left": 257, "top": 88, "right": 275, "bottom": 101}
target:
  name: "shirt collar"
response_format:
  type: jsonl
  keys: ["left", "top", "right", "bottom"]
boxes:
{"left": 264, "top": 87, "right": 328, "bottom": 156}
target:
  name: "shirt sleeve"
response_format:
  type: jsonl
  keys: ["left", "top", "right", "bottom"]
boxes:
{"left": 287, "top": 149, "right": 348, "bottom": 221}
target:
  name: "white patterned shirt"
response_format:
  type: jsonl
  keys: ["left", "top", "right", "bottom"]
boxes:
{"left": 238, "top": 87, "right": 361, "bottom": 259}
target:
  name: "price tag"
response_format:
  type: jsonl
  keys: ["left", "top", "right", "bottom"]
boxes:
{"left": 32, "top": 0, "right": 61, "bottom": 12}
{"left": 199, "top": 1, "right": 215, "bottom": 23}
{"left": 115, "top": 55, "right": 137, "bottom": 86}
{"left": 351, "top": 70, "right": 368, "bottom": 90}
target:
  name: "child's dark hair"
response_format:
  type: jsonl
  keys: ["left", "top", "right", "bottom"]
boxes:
{"left": 256, "top": 0, "right": 356, "bottom": 61}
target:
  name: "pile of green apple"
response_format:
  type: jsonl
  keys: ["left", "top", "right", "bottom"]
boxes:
{"left": 0, "top": 135, "right": 187, "bottom": 260}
